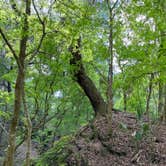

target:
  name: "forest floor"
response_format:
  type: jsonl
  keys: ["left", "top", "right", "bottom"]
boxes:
{"left": 66, "top": 111, "right": 166, "bottom": 166}
{"left": 10, "top": 111, "right": 166, "bottom": 166}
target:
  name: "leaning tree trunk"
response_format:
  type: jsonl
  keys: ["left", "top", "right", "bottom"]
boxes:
{"left": 69, "top": 38, "right": 107, "bottom": 116}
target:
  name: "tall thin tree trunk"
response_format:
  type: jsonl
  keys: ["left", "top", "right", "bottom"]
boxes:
{"left": 3, "top": 1, "right": 31, "bottom": 165}
{"left": 107, "top": 0, "right": 114, "bottom": 132}
{"left": 158, "top": 81, "right": 163, "bottom": 120}
{"left": 145, "top": 74, "right": 154, "bottom": 121}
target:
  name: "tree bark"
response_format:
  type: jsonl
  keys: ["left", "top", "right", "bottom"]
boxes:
{"left": 22, "top": 84, "right": 32, "bottom": 166}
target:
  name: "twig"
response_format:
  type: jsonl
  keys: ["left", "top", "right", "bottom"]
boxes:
{"left": 131, "top": 150, "right": 143, "bottom": 163}
{"left": 27, "top": 0, "right": 47, "bottom": 59}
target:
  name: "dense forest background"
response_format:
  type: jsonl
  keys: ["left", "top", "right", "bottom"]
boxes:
{"left": 0, "top": 0, "right": 166, "bottom": 166}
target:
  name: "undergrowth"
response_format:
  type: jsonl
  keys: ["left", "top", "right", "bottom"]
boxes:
{"left": 33, "top": 135, "right": 73, "bottom": 166}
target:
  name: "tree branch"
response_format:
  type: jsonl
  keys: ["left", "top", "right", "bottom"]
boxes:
{"left": 111, "top": 0, "right": 119, "bottom": 10}
{"left": 32, "top": 0, "right": 44, "bottom": 25}
{"left": 18, "top": 0, "right": 31, "bottom": 64}
{"left": 27, "top": 0, "right": 46, "bottom": 60}
{"left": 106, "top": 0, "right": 119, "bottom": 11}
{"left": 0, "top": 28, "right": 20, "bottom": 67}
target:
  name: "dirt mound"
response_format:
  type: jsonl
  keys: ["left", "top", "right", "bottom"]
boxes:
{"left": 66, "top": 111, "right": 166, "bottom": 166}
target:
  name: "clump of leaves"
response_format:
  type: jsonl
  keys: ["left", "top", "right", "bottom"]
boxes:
{"left": 34, "top": 135, "right": 73, "bottom": 166}
{"left": 133, "top": 123, "right": 150, "bottom": 141}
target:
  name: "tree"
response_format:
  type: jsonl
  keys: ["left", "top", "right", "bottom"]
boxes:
{"left": 69, "top": 38, "right": 107, "bottom": 116}
{"left": 0, "top": 0, "right": 166, "bottom": 165}
{"left": 1, "top": 0, "right": 31, "bottom": 165}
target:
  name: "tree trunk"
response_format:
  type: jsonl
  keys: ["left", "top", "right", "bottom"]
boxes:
{"left": 158, "top": 81, "right": 163, "bottom": 120}
{"left": 69, "top": 38, "right": 107, "bottom": 116}
{"left": 3, "top": 1, "right": 31, "bottom": 165}
{"left": 22, "top": 84, "right": 32, "bottom": 166}
{"left": 3, "top": 69, "right": 24, "bottom": 166}
{"left": 106, "top": 0, "right": 114, "bottom": 132}
{"left": 145, "top": 74, "right": 154, "bottom": 121}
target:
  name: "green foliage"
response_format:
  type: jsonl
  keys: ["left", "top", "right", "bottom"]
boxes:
{"left": 0, "top": 0, "right": 166, "bottom": 164}
{"left": 34, "top": 135, "right": 73, "bottom": 166}
{"left": 132, "top": 122, "right": 150, "bottom": 144}
{"left": 0, "top": 110, "right": 10, "bottom": 120}
{"left": 0, "top": 91, "right": 13, "bottom": 119}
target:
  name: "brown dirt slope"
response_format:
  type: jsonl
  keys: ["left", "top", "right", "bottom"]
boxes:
{"left": 67, "top": 111, "right": 166, "bottom": 166}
